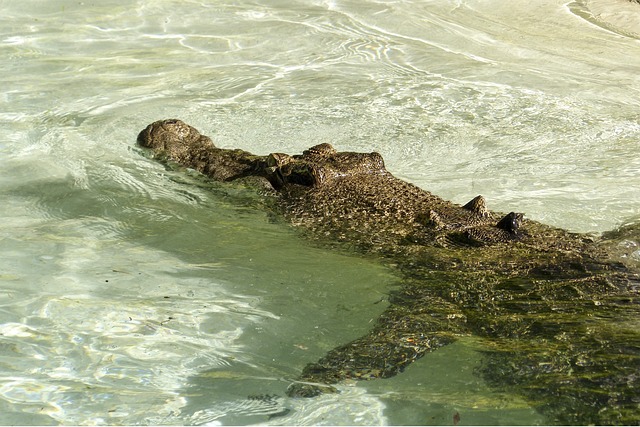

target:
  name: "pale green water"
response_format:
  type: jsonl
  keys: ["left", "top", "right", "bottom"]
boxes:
{"left": 1, "top": 0, "right": 639, "bottom": 425}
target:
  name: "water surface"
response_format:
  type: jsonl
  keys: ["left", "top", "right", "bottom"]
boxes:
{"left": 1, "top": 0, "right": 639, "bottom": 424}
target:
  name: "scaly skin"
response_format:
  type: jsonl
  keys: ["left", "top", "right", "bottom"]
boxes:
{"left": 138, "top": 119, "right": 640, "bottom": 425}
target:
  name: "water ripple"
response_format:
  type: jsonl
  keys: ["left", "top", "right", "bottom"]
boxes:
{"left": 0, "top": 286, "right": 278, "bottom": 424}
{"left": 1, "top": 0, "right": 639, "bottom": 424}
{"left": 568, "top": 0, "right": 640, "bottom": 39}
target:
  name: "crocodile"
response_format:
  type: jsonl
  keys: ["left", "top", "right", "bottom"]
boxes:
{"left": 137, "top": 119, "right": 640, "bottom": 425}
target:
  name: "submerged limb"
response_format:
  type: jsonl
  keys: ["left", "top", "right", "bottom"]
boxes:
{"left": 287, "top": 290, "right": 469, "bottom": 397}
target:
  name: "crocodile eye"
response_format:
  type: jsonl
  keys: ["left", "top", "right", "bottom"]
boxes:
{"left": 272, "top": 162, "right": 326, "bottom": 188}
{"left": 288, "top": 165, "right": 325, "bottom": 187}
{"left": 497, "top": 212, "right": 524, "bottom": 234}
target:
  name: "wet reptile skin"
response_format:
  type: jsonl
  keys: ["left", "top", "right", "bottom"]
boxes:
{"left": 138, "top": 119, "right": 640, "bottom": 425}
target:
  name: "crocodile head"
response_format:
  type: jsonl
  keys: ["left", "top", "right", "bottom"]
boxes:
{"left": 138, "top": 119, "right": 525, "bottom": 247}
{"left": 263, "top": 143, "right": 387, "bottom": 189}
{"left": 138, "top": 119, "right": 387, "bottom": 190}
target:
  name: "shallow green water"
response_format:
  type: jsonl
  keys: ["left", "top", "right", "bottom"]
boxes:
{"left": 1, "top": 0, "right": 639, "bottom": 424}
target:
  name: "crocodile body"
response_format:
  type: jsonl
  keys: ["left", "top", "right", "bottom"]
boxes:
{"left": 138, "top": 119, "right": 640, "bottom": 424}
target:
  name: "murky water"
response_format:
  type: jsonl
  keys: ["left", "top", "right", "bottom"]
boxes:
{"left": 1, "top": 0, "right": 639, "bottom": 424}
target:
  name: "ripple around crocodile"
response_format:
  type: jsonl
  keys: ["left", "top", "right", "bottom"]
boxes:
{"left": 138, "top": 119, "right": 640, "bottom": 425}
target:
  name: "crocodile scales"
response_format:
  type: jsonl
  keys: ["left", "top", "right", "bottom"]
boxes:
{"left": 138, "top": 119, "right": 640, "bottom": 425}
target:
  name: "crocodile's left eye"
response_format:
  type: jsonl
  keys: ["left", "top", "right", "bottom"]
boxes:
{"left": 497, "top": 212, "right": 523, "bottom": 234}
{"left": 287, "top": 165, "right": 326, "bottom": 187}
{"left": 271, "top": 162, "right": 326, "bottom": 188}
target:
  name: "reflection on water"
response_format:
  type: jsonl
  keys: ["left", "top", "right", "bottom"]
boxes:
{"left": 1, "top": 0, "right": 639, "bottom": 424}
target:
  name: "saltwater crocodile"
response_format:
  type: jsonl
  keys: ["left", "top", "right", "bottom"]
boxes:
{"left": 138, "top": 119, "right": 640, "bottom": 425}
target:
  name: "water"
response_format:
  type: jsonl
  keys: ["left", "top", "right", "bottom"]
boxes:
{"left": 1, "top": 0, "right": 639, "bottom": 424}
